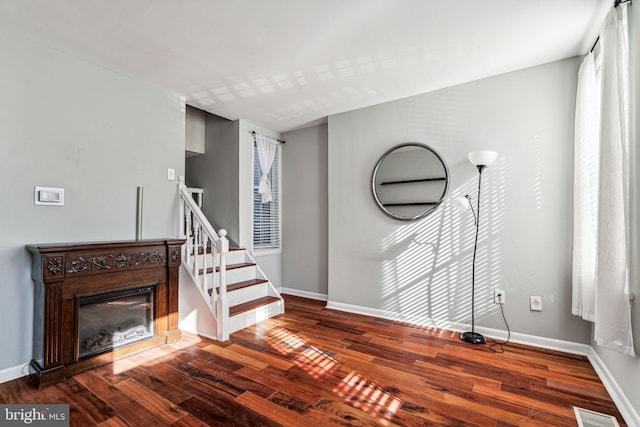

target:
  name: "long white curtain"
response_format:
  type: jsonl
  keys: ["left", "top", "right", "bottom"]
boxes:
{"left": 572, "top": 52, "right": 599, "bottom": 322}
{"left": 593, "top": 3, "right": 634, "bottom": 356}
{"left": 573, "top": 4, "right": 634, "bottom": 356}
{"left": 255, "top": 133, "right": 278, "bottom": 203}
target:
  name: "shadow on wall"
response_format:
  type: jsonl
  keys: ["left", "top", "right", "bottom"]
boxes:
{"left": 378, "top": 157, "right": 507, "bottom": 328}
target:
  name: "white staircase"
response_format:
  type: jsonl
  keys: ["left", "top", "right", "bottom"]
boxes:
{"left": 178, "top": 179, "right": 284, "bottom": 341}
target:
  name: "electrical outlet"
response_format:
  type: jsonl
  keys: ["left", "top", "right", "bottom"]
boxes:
{"left": 530, "top": 296, "right": 542, "bottom": 311}
{"left": 494, "top": 289, "right": 505, "bottom": 304}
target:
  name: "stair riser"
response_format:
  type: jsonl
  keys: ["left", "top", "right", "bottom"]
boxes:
{"left": 227, "top": 300, "right": 284, "bottom": 335}
{"left": 227, "top": 282, "right": 270, "bottom": 307}
{"left": 194, "top": 250, "right": 245, "bottom": 267}
{"left": 202, "top": 265, "right": 257, "bottom": 285}
{"left": 225, "top": 265, "right": 257, "bottom": 284}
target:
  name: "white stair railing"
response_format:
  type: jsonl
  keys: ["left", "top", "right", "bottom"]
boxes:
{"left": 178, "top": 178, "right": 229, "bottom": 332}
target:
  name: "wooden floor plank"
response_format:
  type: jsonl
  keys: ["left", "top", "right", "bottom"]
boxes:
{"left": 201, "top": 343, "right": 270, "bottom": 370}
{"left": 127, "top": 369, "right": 193, "bottom": 406}
{"left": 74, "top": 370, "right": 120, "bottom": 401}
{"left": 236, "top": 366, "right": 325, "bottom": 405}
{"left": 96, "top": 416, "right": 130, "bottom": 427}
{"left": 52, "top": 378, "right": 116, "bottom": 425}
{"left": 235, "top": 391, "right": 312, "bottom": 427}
{"left": 131, "top": 361, "right": 193, "bottom": 388}
{"left": 168, "top": 413, "right": 211, "bottom": 427}
{"left": 115, "top": 378, "right": 187, "bottom": 423}
{"left": 187, "top": 357, "right": 277, "bottom": 399}
{"left": 107, "top": 391, "right": 170, "bottom": 427}
{"left": 223, "top": 342, "right": 296, "bottom": 371}
{"left": 0, "top": 294, "right": 627, "bottom": 426}
{"left": 179, "top": 393, "right": 280, "bottom": 427}
{"left": 0, "top": 377, "right": 38, "bottom": 404}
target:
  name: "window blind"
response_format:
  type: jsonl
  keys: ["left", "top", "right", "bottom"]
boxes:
{"left": 253, "top": 142, "right": 280, "bottom": 249}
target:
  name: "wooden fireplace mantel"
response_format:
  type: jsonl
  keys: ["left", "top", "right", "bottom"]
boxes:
{"left": 26, "top": 238, "right": 185, "bottom": 387}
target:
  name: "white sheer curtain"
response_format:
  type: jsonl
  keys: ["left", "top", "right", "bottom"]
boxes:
{"left": 572, "top": 52, "right": 599, "bottom": 322}
{"left": 593, "top": 3, "right": 634, "bottom": 356}
{"left": 573, "top": 4, "right": 634, "bottom": 356}
{"left": 255, "top": 133, "right": 278, "bottom": 203}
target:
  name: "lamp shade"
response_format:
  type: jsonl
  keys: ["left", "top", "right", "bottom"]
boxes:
{"left": 468, "top": 151, "right": 498, "bottom": 167}
{"left": 452, "top": 196, "right": 470, "bottom": 212}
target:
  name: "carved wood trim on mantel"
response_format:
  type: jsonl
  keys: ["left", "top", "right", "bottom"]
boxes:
{"left": 26, "top": 239, "right": 185, "bottom": 387}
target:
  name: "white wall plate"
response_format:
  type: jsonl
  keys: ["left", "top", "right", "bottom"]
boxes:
{"left": 35, "top": 186, "right": 64, "bottom": 206}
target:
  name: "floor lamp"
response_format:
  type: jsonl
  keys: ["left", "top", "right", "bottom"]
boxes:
{"left": 456, "top": 150, "right": 498, "bottom": 345}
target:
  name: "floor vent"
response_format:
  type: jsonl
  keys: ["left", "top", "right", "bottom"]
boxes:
{"left": 574, "top": 407, "right": 620, "bottom": 427}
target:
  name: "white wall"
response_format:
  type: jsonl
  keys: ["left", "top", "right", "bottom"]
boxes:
{"left": 281, "top": 124, "right": 328, "bottom": 297}
{"left": 0, "top": 30, "right": 185, "bottom": 377}
{"left": 327, "top": 57, "right": 591, "bottom": 343}
{"left": 178, "top": 267, "right": 218, "bottom": 340}
{"left": 590, "top": 4, "right": 640, "bottom": 423}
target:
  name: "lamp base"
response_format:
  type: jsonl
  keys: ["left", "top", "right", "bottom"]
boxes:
{"left": 460, "top": 331, "right": 486, "bottom": 345}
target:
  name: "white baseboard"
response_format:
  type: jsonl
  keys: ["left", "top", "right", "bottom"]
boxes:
{"left": 325, "top": 300, "right": 591, "bottom": 355}
{"left": 280, "top": 287, "right": 328, "bottom": 301}
{"left": 325, "top": 300, "right": 463, "bottom": 330}
{"left": 476, "top": 326, "right": 591, "bottom": 356}
{"left": 0, "top": 362, "right": 30, "bottom": 384}
{"left": 588, "top": 347, "right": 640, "bottom": 427}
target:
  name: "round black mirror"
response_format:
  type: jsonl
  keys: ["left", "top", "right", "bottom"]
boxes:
{"left": 372, "top": 143, "right": 449, "bottom": 221}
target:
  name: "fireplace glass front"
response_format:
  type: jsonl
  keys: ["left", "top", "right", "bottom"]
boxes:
{"left": 78, "top": 286, "right": 154, "bottom": 359}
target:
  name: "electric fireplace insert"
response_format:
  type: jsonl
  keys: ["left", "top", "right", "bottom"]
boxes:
{"left": 78, "top": 286, "right": 155, "bottom": 359}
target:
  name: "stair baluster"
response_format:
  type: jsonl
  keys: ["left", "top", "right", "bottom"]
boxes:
{"left": 184, "top": 205, "right": 192, "bottom": 268}
{"left": 192, "top": 221, "right": 201, "bottom": 291}
{"left": 216, "top": 229, "right": 229, "bottom": 340}
{"left": 201, "top": 233, "right": 210, "bottom": 297}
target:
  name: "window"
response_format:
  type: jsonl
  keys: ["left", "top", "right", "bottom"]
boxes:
{"left": 253, "top": 141, "right": 281, "bottom": 250}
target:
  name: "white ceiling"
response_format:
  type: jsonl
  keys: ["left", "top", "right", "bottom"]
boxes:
{"left": 1, "top": 0, "right": 609, "bottom": 133}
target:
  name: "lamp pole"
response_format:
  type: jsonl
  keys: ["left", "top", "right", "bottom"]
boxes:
{"left": 461, "top": 165, "right": 486, "bottom": 344}
{"left": 460, "top": 150, "right": 496, "bottom": 345}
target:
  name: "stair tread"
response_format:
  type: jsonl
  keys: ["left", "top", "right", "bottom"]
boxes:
{"left": 229, "top": 296, "right": 281, "bottom": 317}
{"left": 207, "top": 278, "right": 269, "bottom": 296}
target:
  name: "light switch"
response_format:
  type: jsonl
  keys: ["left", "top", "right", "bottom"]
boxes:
{"left": 167, "top": 168, "right": 175, "bottom": 180}
{"left": 35, "top": 186, "right": 64, "bottom": 206}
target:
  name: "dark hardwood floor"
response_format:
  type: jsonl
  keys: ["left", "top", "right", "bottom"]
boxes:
{"left": 0, "top": 295, "right": 626, "bottom": 426}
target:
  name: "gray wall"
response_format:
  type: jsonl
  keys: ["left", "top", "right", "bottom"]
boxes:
{"left": 281, "top": 124, "right": 328, "bottom": 296}
{"left": 186, "top": 115, "right": 240, "bottom": 245}
{"left": 327, "top": 57, "right": 591, "bottom": 344}
{"left": 591, "top": 4, "right": 640, "bottom": 418}
{"left": 0, "top": 30, "right": 185, "bottom": 374}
